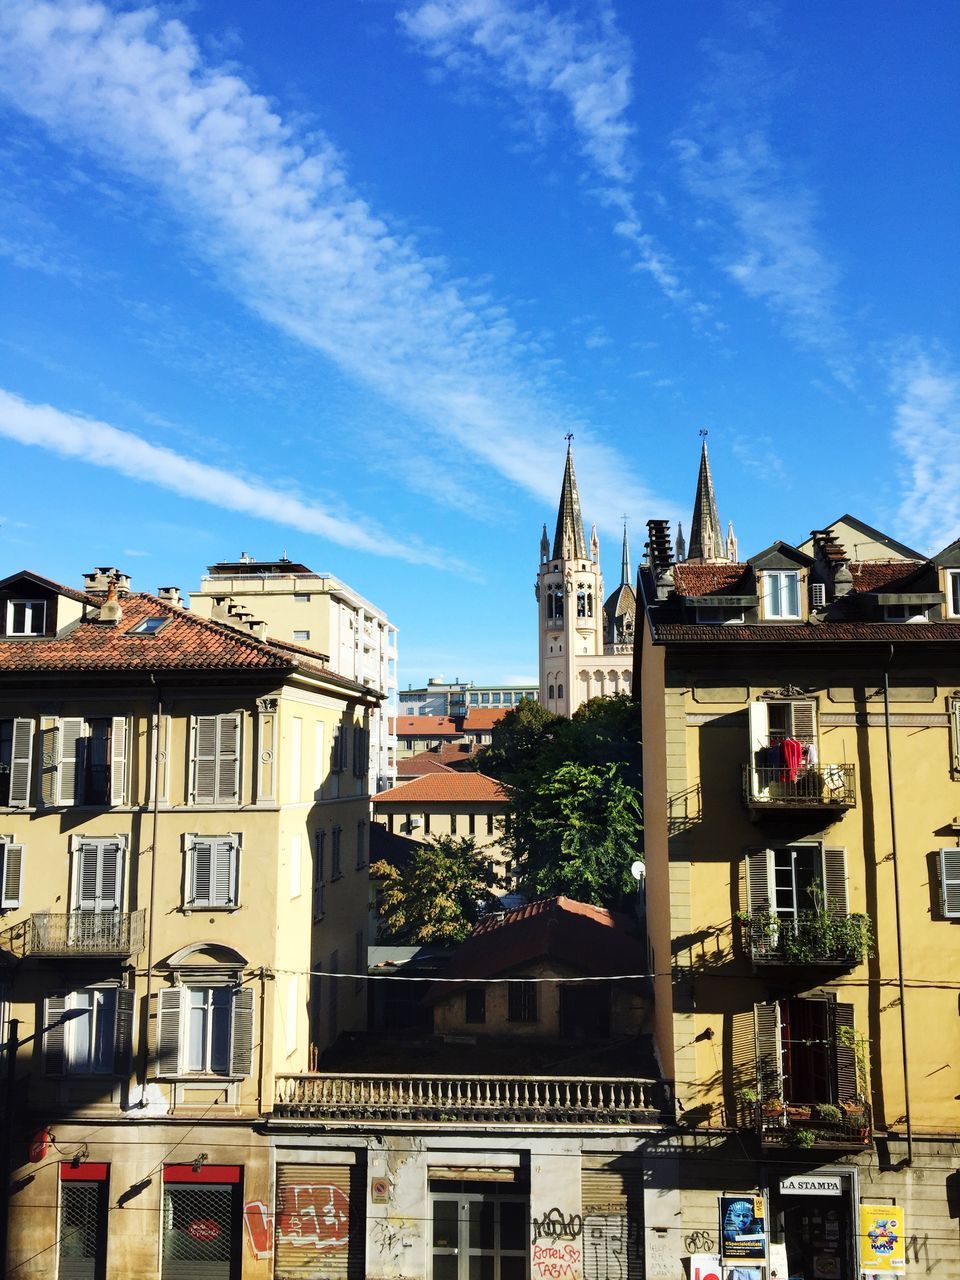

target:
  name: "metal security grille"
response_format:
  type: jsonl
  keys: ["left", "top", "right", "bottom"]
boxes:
{"left": 581, "top": 1169, "right": 644, "bottom": 1280}
{"left": 162, "top": 1184, "right": 237, "bottom": 1280}
{"left": 58, "top": 1181, "right": 107, "bottom": 1280}
{"left": 275, "top": 1164, "right": 363, "bottom": 1279}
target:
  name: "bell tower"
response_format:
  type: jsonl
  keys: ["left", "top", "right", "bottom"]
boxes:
{"left": 537, "top": 438, "right": 604, "bottom": 715}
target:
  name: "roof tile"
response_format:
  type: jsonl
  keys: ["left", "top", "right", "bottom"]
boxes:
{"left": 374, "top": 772, "right": 507, "bottom": 804}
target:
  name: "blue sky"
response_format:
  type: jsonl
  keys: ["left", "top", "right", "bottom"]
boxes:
{"left": 0, "top": 0, "right": 957, "bottom": 686}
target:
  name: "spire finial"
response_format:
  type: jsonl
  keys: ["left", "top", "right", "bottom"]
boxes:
{"left": 620, "top": 516, "right": 631, "bottom": 586}
{"left": 552, "top": 438, "right": 587, "bottom": 561}
{"left": 687, "top": 431, "right": 724, "bottom": 562}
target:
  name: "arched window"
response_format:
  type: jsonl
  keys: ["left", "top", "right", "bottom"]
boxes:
{"left": 554, "top": 589, "right": 564, "bottom": 622}
{"left": 547, "top": 591, "right": 554, "bottom": 619}
{"left": 548, "top": 685, "right": 555, "bottom": 701}
{"left": 577, "top": 590, "right": 586, "bottom": 618}
{"left": 557, "top": 683, "right": 564, "bottom": 699}
{"left": 587, "top": 591, "right": 593, "bottom": 616}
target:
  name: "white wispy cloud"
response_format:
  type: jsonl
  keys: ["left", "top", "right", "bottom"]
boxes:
{"left": 0, "top": 0, "right": 673, "bottom": 537}
{"left": 890, "top": 349, "right": 960, "bottom": 552}
{"left": 673, "top": 46, "right": 850, "bottom": 377}
{"left": 0, "top": 388, "right": 452, "bottom": 567}
{"left": 399, "top": 0, "right": 691, "bottom": 305}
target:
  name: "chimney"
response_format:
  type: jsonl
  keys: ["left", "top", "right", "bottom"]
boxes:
{"left": 98, "top": 576, "right": 123, "bottom": 626}
{"left": 84, "top": 566, "right": 131, "bottom": 595}
{"left": 157, "top": 586, "right": 183, "bottom": 608}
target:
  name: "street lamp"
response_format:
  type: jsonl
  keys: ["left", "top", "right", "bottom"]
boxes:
{"left": 0, "top": 1009, "right": 88, "bottom": 1272}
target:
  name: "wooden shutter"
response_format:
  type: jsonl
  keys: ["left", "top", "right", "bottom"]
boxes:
{"left": 0, "top": 842, "right": 24, "bottom": 909}
{"left": 43, "top": 994, "right": 68, "bottom": 1075}
{"left": 331, "top": 726, "right": 343, "bottom": 773}
{"left": 192, "top": 716, "right": 218, "bottom": 803}
{"left": 823, "top": 847, "right": 849, "bottom": 914}
{"left": 729, "top": 1009, "right": 759, "bottom": 1120}
{"left": 748, "top": 700, "right": 770, "bottom": 797}
{"left": 58, "top": 718, "right": 85, "bottom": 804}
{"left": 110, "top": 716, "right": 128, "bottom": 805}
{"left": 216, "top": 714, "right": 241, "bottom": 804}
{"left": 156, "top": 988, "right": 182, "bottom": 1077}
{"left": 213, "top": 838, "right": 238, "bottom": 906}
{"left": 8, "top": 719, "right": 33, "bottom": 805}
{"left": 39, "top": 717, "right": 58, "bottom": 806}
{"left": 149, "top": 713, "right": 170, "bottom": 805}
{"left": 581, "top": 1167, "right": 644, "bottom": 1280}
{"left": 275, "top": 1163, "right": 361, "bottom": 1280}
{"left": 114, "top": 987, "right": 135, "bottom": 1075}
{"left": 952, "top": 700, "right": 960, "bottom": 776}
{"left": 834, "top": 1001, "right": 858, "bottom": 1100}
{"left": 230, "top": 986, "right": 255, "bottom": 1076}
{"left": 940, "top": 849, "right": 960, "bottom": 918}
{"left": 754, "top": 1002, "right": 783, "bottom": 1100}
{"left": 790, "top": 700, "right": 817, "bottom": 741}
{"left": 75, "top": 842, "right": 100, "bottom": 911}
{"left": 189, "top": 839, "right": 213, "bottom": 906}
{"left": 75, "top": 840, "right": 123, "bottom": 911}
{"left": 745, "top": 848, "right": 772, "bottom": 912}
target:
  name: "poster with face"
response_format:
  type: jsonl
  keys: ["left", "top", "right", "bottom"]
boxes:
{"left": 720, "top": 1195, "right": 767, "bottom": 1261}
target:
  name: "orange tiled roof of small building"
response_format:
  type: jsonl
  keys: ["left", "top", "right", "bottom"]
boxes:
{"left": 396, "top": 754, "right": 457, "bottom": 777}
{"left": 462, "top": 708, "right": 510, "bottom": 730}
{"left": 848, "top": 560, "right": 927, "bottom": 592}
{"left": 0, "top": 591, "right": 370, "bottom": 689}
{"left": 373, "top": 772, "right": 507, "bottom": 804}
{"left": 394, "top": 715, "right": 462, "bottom": 737}
{"left": 672, "top": 563, "right": 753, "bottom": 596}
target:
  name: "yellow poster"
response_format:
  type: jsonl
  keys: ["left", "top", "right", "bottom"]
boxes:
{"left": 859, "top": 1205, "right": 906, "bottom": 1271}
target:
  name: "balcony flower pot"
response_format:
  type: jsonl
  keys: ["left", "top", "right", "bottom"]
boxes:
{"left": 785, "top": 1104, "right": 812, "bottom": 1122}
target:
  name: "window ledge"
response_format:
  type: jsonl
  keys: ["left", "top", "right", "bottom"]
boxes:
{"left": 181, "top": 906, "right": 241, "bottom": 915}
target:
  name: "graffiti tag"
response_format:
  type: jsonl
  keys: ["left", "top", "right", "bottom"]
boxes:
{"left": 243, "top": 1184, "right": 351, "bottom": 1260}
{"left": 532, "top": 1207, "right": 583, "bottom": 1243}
{"left": 533, "top": 1241, "right": 582, "bottom": 1279}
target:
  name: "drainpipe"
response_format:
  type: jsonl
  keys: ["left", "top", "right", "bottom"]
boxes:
{"left": 139, "top": 675, "right": 162, "bottom": 1098}
{"left": 882, "top": 647, "right": 912, "bottom": 1164}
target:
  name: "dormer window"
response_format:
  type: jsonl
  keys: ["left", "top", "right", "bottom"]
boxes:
{"left": 127, "top": 617, "right": 167, "bottom": 635}
{"left": 947, "top": 571, "right": 960, "bottom": 618}
{"left": 760, "top": 571, "right": 801, "bottom": 620}
{"left": 7, "top": 600, "right": 45, "bottom": 636}
{"left": 882, "top": 604, "right": 928, "bottom": 623}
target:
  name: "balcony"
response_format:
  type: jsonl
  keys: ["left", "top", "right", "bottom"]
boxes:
{"left": 743, "top": 763, "right": 856, "bottom": 811}
{"left": 757, "top": 1099, "right": 872, "bottom": 1150}
{"left": 274, "top": 1072, "right": 668, "bottom": 1126}
{"left": 2, "top": 910, "right": 146, "bottom": 958}
{"left": 743, "top": 910, "right": 873, "bottom": 967}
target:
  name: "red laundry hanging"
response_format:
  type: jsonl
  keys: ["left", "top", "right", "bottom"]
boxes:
{"left": 781, "top": 737, "right": 803, "bottom": 783}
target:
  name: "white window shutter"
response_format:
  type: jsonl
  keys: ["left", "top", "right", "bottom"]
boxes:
{"left": 0, "top": 842, "right": 24, "bottom": 909}
{"left": 114, "top": 988, "right": 135, "bottom": 1075}
{"left": 216, "top": 715, "right": 241, "bottom": 804}
{"left": 39, "top": 718, "right": 58, "bottom": 806}
{"left": 156, "top": 988, "right": 183, "bottom": 1077}
{"left": 823, "top": 847, "right": 849, "bottom": 915}
{"left": 745, "top": 848, "right": 772, "bottom": 913}
{"left": 213, "top": 838, "right": 237, "bottom": 906}
{"left": 192, "top": 716, "right": 218, "bottom": 803}
{"left": 101, "top": 840, "right": 123, "bottom": 910}
{"left": 748, "top": 701, "right": 770, "bottom": 797}
{"left": 940, "top": 849, "right": 960, "bottom": 918}
{"left": 230, "top": 986, "right": 255, "bottom": 1076}
{"left": 43, "top": 994, "right": 68, "bottom": 1075}
{"left": 110, "top": 717, "right": 128, "bottom": 806}
{"left": 8, "top": 719, "right": 34, "bottom": 805}
{"left": 189, "top": 839, "right": 214, "bottom": 907}
{"left": 75, "top": 842, "right": 101, "bottom": 911}
{"left": 754, "top": 1001, "right": 783, "bottom": 1100}
{"left": 790, "top": 700, "right": 817, "bottom": 741}
{"left": 58, "top": 718, "right": 85, "bottom": 805}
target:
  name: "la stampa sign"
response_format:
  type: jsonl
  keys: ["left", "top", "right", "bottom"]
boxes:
{"left": 780, "top": 1175, "right": 842, "bottom": 1196}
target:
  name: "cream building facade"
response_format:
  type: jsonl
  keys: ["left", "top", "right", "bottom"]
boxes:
{"left": 0, "top": 567, "right": 380, "bottom": 1279}
{"left": 190, "top": 555, "right": 398, "bottom": 792}
{"left": 536, "top": 443, "right": 635, "bottom": 715}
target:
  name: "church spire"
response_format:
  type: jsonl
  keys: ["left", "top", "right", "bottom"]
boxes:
{"left": 620, "top": 519, "right": 631, "bottom": 587}
{"left": 687, "top": 433, "right": 724, "bottom": 562}
{"left": 552, "top": 436, "right": 587, "bottom": 561}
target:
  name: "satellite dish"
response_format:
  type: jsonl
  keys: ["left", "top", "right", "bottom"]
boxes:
{"left": 630, "top": 860, "right": 645, "bottom": 881}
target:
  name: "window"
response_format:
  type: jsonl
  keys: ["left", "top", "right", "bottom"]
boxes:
{"left": 548, "top": 685, "right": 555, "bottom": 701}
{"left": 73, "top": 837, "right": 125, "bottom": 913}
{"left": 423, "top": 812, "right": 431, "bottom": 836}
{"left": 464, "top": 986, "right": 486, "bottom": 1024}
{"left": 507, "top": 981, "right": 538, "bottom": 1023}
{"left": 557, "top": 683, "right": 564, "bottom": 700}
{"left": 761, "top": 570, "right": 801, "bottom": 619}
{"left": 480, "top": 693, "right": 490, "bottom": 705}
{"left": 468, "top": 814, "right": 476, "bottom": 836}
{"left": 156, "top": 984, "right": 254, "bottom": 1077}
{"left": 185, "top": 835, "right": 239, "bottom": 909}
{"left": 882, "top": 603, "right": 928, "bottom": 622}
{"left": 356, "top": 820, "right": 367, "bottom": 869}
{"left": 331, "top": 725, "right": 347, "bottom": 773}
{"left": 294, "top": 593, "right": 310, "bottom": 603}
{"left": 940, "top": 849, "right": 960, "bottom": 918}
{"left": 470, "top": 694, "right": 479, "bottom": 705}
{"left": 0, "top": 837, "right": 24, "bottom": 909}
{"left": 694, "top": 605, "right": 745, "bottom": 625}
{"left": 0, "top": 718, "right": 32, "bottom": 806}
{"left": 331, "top": 827, "right": 342, "bottom": 879}
{"left": 127, "top": 616, "right": 167, "bottom": 635}
{"left": 162, "top": 1170, "right": 240, "bottom": 1278}
{"left": 43, "top": 987, "right": 134, "bottom": 1076}
{"left": 947, "top": 571, "right": 960, "bottom": 618}
{"left": 754, "top": 997, "right": 858, "bottom": 1106}
{"left": 312, "top": 831, "right": 326, "bottom": 921}
{"left": 353, "top": 726, "right": 369, "bottom": 779}
{"left": 492, "top": 693, "right": 501, "bottom": 705}
{"left": 745, "top": 845, "right": 853, "bottom": 962}
{"left": 293, "top": 630, "right": 311, "bottom": 641}
{"left": 43, "top": 717, "right": 128, "bottom": 807}
{"left": 190, "top": 713, "right": 241, "bottom": 805}
{"left": 7, "top": 599, "right": 45, "bottom": 636}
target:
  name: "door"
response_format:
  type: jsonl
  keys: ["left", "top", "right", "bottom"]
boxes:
{"left": 431, "top": 1187, "right": 527, "bottom": 1280}
{"left": 781, "top": 1193, "right": 854, "bottom": 1280}
{"left": 162, "top": 1180, "right": 240, "bottom": 1280}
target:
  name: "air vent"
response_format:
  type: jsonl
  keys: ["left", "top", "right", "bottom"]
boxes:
{"left": 810, "top": 582, "right": 827, "bottom": 609}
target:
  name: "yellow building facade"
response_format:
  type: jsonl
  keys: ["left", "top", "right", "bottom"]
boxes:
{"left": 0, "top": 568, "right": 379, "bottom": 1278}
{"left": 637, "top": 513, "right": 960, "bottom": 1275}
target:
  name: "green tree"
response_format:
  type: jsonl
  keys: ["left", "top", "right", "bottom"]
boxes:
{"left": 371, "top": 836, "right": 493, "bottom": 944}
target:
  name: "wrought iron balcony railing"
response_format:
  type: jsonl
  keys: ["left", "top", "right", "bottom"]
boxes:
{"left": 757, "top": 1099, "right": 872, "bottom": 1148}
{"left": 744, "top": 910, "right": 873, "bottom": 966}
{"left": 743, "top": 763, "right": 856, "bottom": 810}
{"left": 274, "top": 1072, "right": 669, "bottom": 1125}
{"left": 8, "top": 910, "right": 147, "bottom": 958}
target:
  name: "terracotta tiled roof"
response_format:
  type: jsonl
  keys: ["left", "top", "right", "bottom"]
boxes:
{"left": 653, "top": 621, "right": 960, "bottom": 643}
{"left": 374, "top": 772, "right": 507, "bottom": 804}
{"left": 848, "top": 561, "right": 927, "bottom": 592}
{"left": 0, "top": 592, "right": 371, "bottom": 687}
{"left": 428, "top": 895, "right": 646, "bottom": 994}
{"left": 462, "top": 708, "right": 509, "bottom": 731}
{"left": 394, "top": 715, "right": 462, "bottom": 737}
{"left": 673, "top": 563, "right": 753, "bottom": 596}
{"left": 396, "top": 754, "right": 457, "bottom": 777}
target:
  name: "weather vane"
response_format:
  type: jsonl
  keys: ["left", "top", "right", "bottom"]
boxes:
{"left": 699, "top": 427, "right": 708, "bottom": 439}
{"left": 565, "top": 432, "right": 574, "bottom": 444}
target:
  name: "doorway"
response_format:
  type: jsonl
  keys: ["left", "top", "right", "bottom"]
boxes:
{"left": 430, "top": 1182, "right": 527, "bottom": 1280}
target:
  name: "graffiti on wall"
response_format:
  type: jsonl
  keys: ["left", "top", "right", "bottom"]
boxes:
{"left": 243, "top": 1184, "right": 351, "bottom": 1260}
{"left": 371, "top": 1216, "right": 420, "bottom": 1264}
{"left": 532, "top": 1207, "right": 584, "bottom": 1279}
{"left": 583, "top": 1213, "right": 643, "bottom": 1280}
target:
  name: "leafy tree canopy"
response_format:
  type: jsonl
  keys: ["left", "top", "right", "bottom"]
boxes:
{"left": 371, "top": 835, "right": 494, "bottom": 945}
